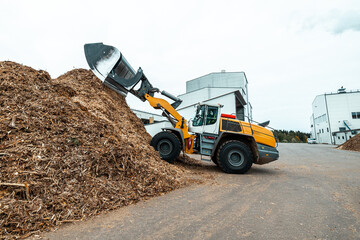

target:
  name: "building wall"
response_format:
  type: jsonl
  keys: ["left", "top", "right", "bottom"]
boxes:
{"left": 186, "top": 72, "right": 247, "bottom": 93}
{"left": 311, "top": 95, "right": 331, "bottom": 144}
{"left": 310, "top": 114, "right": 315, "bottom": 139}
{"left": 327, "top": 93, "right": 360, "bottom": 131}
{"left": 131, "top": 109, "right": 166, "bottom": 124}
{"left": 177, "top": 88, "right": 237, "bottom": 108}
{"left": 180, "top": 72, "right": 251, "bottom": 121}
{"left": 327, "top": 92, "right": 360, "bottom": 144}
{"left": 310, "top": 90, "right": 360, "bottom": 144}
{"left": 145, "top": 121, "right": 173, "bottom": 137}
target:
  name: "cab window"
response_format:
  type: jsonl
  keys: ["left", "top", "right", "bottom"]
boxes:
{"left": 205, "top": 106, "right": 218, "bottom": 125}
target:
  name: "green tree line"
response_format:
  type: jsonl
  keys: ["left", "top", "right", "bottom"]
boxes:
{"left": 272, "top": 130, "right": 310, "bottom": 143}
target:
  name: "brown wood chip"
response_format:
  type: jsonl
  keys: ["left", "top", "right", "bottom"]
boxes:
{"left": 0, "top": 61, "right": 208, "bottom": 239}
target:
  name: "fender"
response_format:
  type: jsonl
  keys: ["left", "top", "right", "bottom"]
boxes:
{"left": 211, "top": 132, "right": 260, "bottom": 163}
{"left": 162, "top": 128, "right": 185, "bottom": 151}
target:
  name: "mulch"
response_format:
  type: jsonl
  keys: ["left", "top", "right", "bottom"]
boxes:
{"left": 0, "top": 61, "right": 207, "bottom": 239}
{"left": 337, "top": 133, "right": 360, "bottom": 152}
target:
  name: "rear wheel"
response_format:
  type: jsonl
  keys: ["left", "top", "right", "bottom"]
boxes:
{"left": 217, "top": 140, "right": 253, "bottom": 174}
{"left": 150, "top": 131, "right": 181, "bottom": 163}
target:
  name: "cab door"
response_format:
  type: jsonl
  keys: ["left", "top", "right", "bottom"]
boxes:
{"left": 202, "top": 105, "right": 220, "bottom": 135}
{"left": 189, "top": 105, "right": 221, "bottom": 135}
{"left": 188, "top": 105, "right": 205, "bottom": 134}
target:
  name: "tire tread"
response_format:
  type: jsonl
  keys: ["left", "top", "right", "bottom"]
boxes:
{"left": 217, "top": 140, "right": 253, "bottom": 174}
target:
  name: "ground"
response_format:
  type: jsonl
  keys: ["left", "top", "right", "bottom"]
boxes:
{"left": 39, "top": 143, "right": 360, "bottom": 240}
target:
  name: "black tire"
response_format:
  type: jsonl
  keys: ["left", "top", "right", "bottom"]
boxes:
{"left": 211, "top": 149, "right": 219, "bottom": 166}
{"left": 217, "top": 140, "right": 253, "bottom": 174}
{"left": 150, "top": 131, "right": 181, "bottom": 163}
{"left": 211, "top": 157, "right": 219, "bottom": 166}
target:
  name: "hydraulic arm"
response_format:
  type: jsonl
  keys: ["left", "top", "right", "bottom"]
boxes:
{"left": 84, "top": 43, "right": 192, "bottom": 139}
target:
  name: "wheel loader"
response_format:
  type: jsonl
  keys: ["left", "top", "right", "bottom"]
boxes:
{"left": 84, "top": 43, "right": 279, "bottom": 174}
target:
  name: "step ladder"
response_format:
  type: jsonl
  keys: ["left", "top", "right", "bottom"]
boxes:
{"left": 200, "top": 133, "right": 217, "bottom": 162}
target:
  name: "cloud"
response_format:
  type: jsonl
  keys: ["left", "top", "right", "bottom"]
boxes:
{"left": 331, "top": 11, "right": 360, "bottom": 34}
{"left": 302, "top": 10, "right": 360, "bottom": 34}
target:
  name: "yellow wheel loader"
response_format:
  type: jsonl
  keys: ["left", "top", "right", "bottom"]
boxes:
{"left": 84, "top": 43, "right": 279, "bottom": 174}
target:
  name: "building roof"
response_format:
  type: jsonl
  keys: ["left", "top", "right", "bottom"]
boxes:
{"left": 324, "top": 89, "right": 360, "bottom": 96}
{"left": 312, "top": 89, "right": 360, "bottom": 105}
{"left": 177, "top": 90, "right": 245, "bottom": 111}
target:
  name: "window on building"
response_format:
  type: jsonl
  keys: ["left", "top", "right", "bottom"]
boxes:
{"left": 315, "top": 114, "right": 327, "bottom": 124}
{"left": 338, "top": 136, "right": 340, "bottom": 139}
{"left": 327, "top": 128, "right": 329, "bottom": 132}
{"left": 339, "top": 127, "right": 346, "bottom": 131}
{"left": 322, "top": 129, "right": 324, "bottom": 133}
{"left": 352, "top": 112, "right": 360, "bottom": 119}
{"left": 342, "top": 136, "right": 344, "bottom": 139}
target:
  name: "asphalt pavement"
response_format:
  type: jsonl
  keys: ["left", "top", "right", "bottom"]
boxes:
{"left": 41, "top": 143, "right": 360, "bottom": 240}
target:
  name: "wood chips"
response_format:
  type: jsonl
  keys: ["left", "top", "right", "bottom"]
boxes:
{"left": 337, "top": 133, "right": 360, "bottom": 152}
{"left": 0, "top": 61, "right": 202, "bottom": 239}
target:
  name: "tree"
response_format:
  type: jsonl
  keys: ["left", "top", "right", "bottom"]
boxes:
{"left": 272, "top": 130, "right": 310, "bottom": 143}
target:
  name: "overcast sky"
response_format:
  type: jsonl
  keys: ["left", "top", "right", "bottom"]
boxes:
{"left": 1, "top": 0, "right": 360, "bottom": 132}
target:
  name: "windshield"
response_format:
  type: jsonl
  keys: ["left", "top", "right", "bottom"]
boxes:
{"left": 193, "top": 105, "right": 218, "bottom": 126}
{"left": 193, "top": 105, "right": 205, "bottom": 126}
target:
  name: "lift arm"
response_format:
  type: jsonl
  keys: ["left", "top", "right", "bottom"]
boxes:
{"left": 84, "top": 42, "right": 192, "bottom": 139}
{"left": 144, "top": 94, "right": 192, "bottom": 139}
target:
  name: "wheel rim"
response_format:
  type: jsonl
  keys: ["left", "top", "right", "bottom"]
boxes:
{"left": 157, "top": 139, "right": 173, "bottom": 155}
{"left": 228, "top": 150, "right": 244, "bottom": 167}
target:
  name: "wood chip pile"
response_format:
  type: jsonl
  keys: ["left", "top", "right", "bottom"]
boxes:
{"left": 0, "top": 61, "right": 198, "bottom": 238}
{"left": 337, "top": 133, "right": 360, "bottom": 152}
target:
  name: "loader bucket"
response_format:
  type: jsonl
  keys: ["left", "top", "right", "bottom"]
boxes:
{"left": 84, "top": 43, "right": 122, "bottom": 82}
{"left": 84, "top": 43, "right": 142, "bottom": 96}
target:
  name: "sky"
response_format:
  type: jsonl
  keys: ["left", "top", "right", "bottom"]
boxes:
{"left": 1, "top": 0, "right": 360, "bottom": 132}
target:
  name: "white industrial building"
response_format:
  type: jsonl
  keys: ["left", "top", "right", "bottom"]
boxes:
{"left": 130, "top": 109, "right": 165, "bottom": 124}
{"left": 133, "top": 71, "right": 252, "bottom": 136}
{"left": 310, "top": 87, "right": 360, "bottom": 145}
{"left": 177, "top": 71, "right": 252, "bottom": 121}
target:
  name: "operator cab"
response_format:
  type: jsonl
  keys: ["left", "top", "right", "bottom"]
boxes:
{"left": 189, "top": 104, "right": 222, "bottom": 135}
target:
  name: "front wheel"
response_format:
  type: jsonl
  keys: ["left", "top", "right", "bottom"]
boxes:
{"left": 217, "top": 140, "right": 253, "bottom": 174}
{"left": 150, "top": 131, "right": 181, "bottom": 163}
